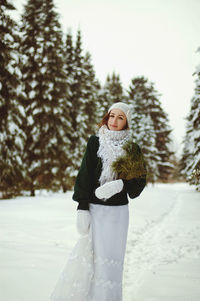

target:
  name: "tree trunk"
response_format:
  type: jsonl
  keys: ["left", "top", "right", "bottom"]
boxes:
{"left": 62, "top": 184, "right": 67, "bottom": 193}
{"left": 31, "top": 189, "right": 35, "bottom": 196}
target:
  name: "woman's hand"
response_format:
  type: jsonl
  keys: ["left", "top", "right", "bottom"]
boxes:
{"left": 95, "top": 179, "right": 124, "bottom": 200}
{"left": 76, "top": 210, "right": 91, "bottom": 235}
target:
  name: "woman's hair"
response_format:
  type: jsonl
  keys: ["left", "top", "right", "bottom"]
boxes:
{"left": 98, "top": 112, "right": 110, "bottom": 128}
{"left": 98, "top": 111, "right": 129, "bottom": 129}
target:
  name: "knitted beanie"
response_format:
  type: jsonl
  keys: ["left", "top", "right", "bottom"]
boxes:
{"left": 108, "top": 102, "right": 132, "bottom": 127}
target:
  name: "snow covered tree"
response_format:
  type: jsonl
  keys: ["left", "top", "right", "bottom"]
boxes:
{"left": 94, "top": 72, "right": 127, "bottom": 126}
{"left": 74, "top": 31, "right": 100, "bottom": 166}
{"left": 180, "top": 52, "right": 200, "bottom": 191}
{"left": 135, "top": 115, "right": 160, "bottom": 183}
{"left": 63, "top": 29, "right": 100, "bottom": 176}
{"left": 0, "top": 0, "right": 24, "bottom": 198}
{"left": 127, "top": 76, "right": 173, "bottom": 182}
{"left": 19, "top": 0, "right": 71, "bottom": 195}
{"left": 65, "top": 29, "right": 74, "bottom": 77}
{"left": 61, "top": 29, "right": 77, "bottom": 182}
{"left": 80, "top": 51, "right": 100, "bottom": 141}
{"left": 101, "top": 72, "right": 126, "bottom": 112}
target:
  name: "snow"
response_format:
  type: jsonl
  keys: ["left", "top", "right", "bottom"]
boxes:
{"left": 0, "top": 183, "right": 200, "bottom": 301}
{"left": 29, "top": 90, "right": 36, "bottom": 99}
{"left": 195, "top": 64, "right": 200, "bottom": 74}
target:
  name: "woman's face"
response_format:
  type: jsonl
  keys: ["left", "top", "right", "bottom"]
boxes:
{"left": 107, "top": 109, "right": 127, "bottom": 131}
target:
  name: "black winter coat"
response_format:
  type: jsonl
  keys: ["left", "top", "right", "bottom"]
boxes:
{"left": 72, "top": 135, "right": 146, "bottom": 210}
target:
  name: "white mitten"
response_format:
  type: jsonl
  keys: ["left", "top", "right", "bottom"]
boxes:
{"left": 76, "top": 210, "right": 91, "bottom": 235}
{"left": 95, "top": 179, "right": 124, "bottom": 200}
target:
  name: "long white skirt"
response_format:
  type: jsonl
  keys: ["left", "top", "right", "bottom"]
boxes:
{"left": 89, "top": 204, "right": 129, "bottom": 301}
{"left": 50, "top": 204, "right": 129, "bottom": 301}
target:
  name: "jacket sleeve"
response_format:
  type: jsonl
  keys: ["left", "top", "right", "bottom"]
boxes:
{"left": 123, "top": 144, "right": 147, "bottom": 199}
{"left": 123, "top": 177, "right": 146, "bottom": 199}
{"left": 72, "top": 136, "right": 97, "bottom": 210}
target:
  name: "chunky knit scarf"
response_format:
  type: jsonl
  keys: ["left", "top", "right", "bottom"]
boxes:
{"left": 97, "top": 125, "right": 132, "bottom": 186}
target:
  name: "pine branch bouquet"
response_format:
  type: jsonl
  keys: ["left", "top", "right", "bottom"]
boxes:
{"left": 112, "top": 141, "right": 147, "bottom": 180}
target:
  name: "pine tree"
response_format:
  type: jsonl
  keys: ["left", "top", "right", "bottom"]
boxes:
{"left": 95, "top": 72, "right": 127, "bottom": 124}
{"left": 101, "top": 72, "right": 126, "bottom": 112}
{"left": 66, "top": 29, "right": 84, "bottom": 173}
{"left": 20, "top": 0, "right": 71, "bottom": 195}
{"left": 79, "top": 51, "right": 100, "bottom": 142}
{"left": 137, "top": 115, "right": 160, "bottom": 183}
{"left": 169, "top": 153, "right": 183, "bottom": 183}
{"left": 180, "top": 53, "right": 200, "bottom": 191}
{"left": 65, "top": 29, "right": 74, "bottom": 77}
{"left": 74, "top": 31, "right": 101, "bottom": 165}
{"left": 64, "top": 30, "right": 100, "bottom": 176}
{"left": 62, "top": 30, "right": 77, "bottom": 181}
{"left": 127, "top": 76, "right": 173, "bottom": 182}
{"left": 0, "top": 0, "right": 24, "bottom": 198}
{"left": 128, "top": 78, "right": 159, "bottom": 183}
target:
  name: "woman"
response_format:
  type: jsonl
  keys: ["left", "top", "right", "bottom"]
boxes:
{"left": 74, "top": 102, "right": 146, "bottom": 300}
{"left": 51, "top": 102, "right": 146, "bottom": 301}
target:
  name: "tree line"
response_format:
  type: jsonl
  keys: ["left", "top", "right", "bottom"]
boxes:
{"left": 0, "top": 0, "right": 199, "bottom": 198}
{"left": 180, "top": 49, "right": 200, "bottom": 192}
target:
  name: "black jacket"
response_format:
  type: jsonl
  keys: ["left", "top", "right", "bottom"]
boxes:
{"left": 72, "top": 135, "right": 146, "bottom": 210}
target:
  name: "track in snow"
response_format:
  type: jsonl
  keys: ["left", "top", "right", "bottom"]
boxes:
{"left": 123, "top": 184, "right": 200, "bottom": 300}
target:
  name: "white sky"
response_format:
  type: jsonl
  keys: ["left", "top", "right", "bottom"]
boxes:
{"left": 11, "top": 0, "right": 200, "bottom": 155}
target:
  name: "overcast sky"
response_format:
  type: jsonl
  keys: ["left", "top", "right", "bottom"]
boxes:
{"left": 11, "top": 0, "right": 200, "bottom": 155}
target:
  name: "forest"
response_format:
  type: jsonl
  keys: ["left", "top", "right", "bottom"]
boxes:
{"left": 0, "top": 0, "right": 200, "bottom": 198}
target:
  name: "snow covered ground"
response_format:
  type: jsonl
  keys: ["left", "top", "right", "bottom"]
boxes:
{"left": 0, "top": 183, "right": 200, "bottom": 301}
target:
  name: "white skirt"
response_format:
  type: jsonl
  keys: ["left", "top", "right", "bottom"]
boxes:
{"left": 89, "top": 204, "right": 129, "bottom": 301}
{"left": 50, "top": 204, "right": 129, "bottom": 301}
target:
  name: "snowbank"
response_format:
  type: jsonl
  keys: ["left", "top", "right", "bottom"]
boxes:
{"left": 0, "top": 183, "right": 200, "bottom": 301}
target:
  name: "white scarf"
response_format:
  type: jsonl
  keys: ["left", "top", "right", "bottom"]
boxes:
{"left": 97, "top": 125, "right": 132, "bottom": 186}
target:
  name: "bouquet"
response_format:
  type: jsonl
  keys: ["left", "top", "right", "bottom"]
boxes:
{"left": 112, "top": 141, "right": 147, "bottom": 180}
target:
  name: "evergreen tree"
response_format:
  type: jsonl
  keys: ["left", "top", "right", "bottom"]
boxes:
{"left": 62, "top": 29, "right": 77, "bottom": 181}
{"left": 80, "top": 51, "right": 100, "bottom": 140}
{"left": 101, "top": 72, "right": 126, "bottom": 112}
{"left": 0, "top": 0, "right": 24, "bottom": 198}
{"left": 20, "top": 0, "right": 71, "bottom": 195}
{"left": 66, "top": 29, "right": 84, "bottom": 174}
{"left": 169, "top": 153, "right": 184, "bottom": 183}
{"left": 74, "top": 31, "right": 100, "bottom": 165}
{"left": 127, "top": 76, "right": 173, "bottom": 182}
{"left": 95, "top": 72, "right": 127, "bottom": 125}
{"left": 64, "top": 30, "right": 100, "bottom": 176}
{"left": 136, "top": 115, "right": 160, "bottom": 183}
{"left": 65, "top": 29, "right": 74, "bottom": 77}
{"left": 180, "top": 53, "right": 200, "bottom": 191}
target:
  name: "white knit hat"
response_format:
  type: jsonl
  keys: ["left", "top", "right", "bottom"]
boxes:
{"left": 108, "top": 102, "right": 132, "bottom": 127}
